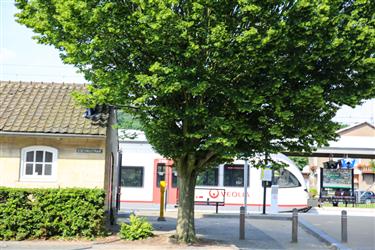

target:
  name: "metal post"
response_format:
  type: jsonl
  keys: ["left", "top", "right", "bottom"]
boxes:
{"left": 262, "top": 183, "right": 267, "bottom": 214}
{"left": 341, "top": 210, "right": 348, "bottom": 243}
{"left": 164, "top": 187, "right": 168, "bottom": 211}
{"left": 216, "top": 202, "right": 219, "bottom": 214}
{"left": 244, "top": 159, "right": 248, "bottom": 213}
{"left": 291, "top": 208, "right": 298, "bottom": 243}
{"left": 239, "top": 206, "right": 245, "bottom": 240}
{"left": 157, "top": 181, "right": 166, "bottom": 221}
{"left": 262, "top": 153, "right": 268, "bottom": 215}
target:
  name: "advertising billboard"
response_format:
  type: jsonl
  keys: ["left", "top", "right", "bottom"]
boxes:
{"left": 322, "top": 169, "right": 353, "bottom": 189}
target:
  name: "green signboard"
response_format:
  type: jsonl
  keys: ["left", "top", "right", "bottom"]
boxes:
{"left": 322, "top": 169, "right": 353, "bottom": 189}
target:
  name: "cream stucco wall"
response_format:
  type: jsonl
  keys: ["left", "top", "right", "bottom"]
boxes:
{"left": 0, "top": 135, "right": 106, "bottom": 188}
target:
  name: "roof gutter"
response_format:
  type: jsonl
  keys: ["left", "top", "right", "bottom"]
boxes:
{"left": 0, "top": 131, "right": 106, "bottom": 139}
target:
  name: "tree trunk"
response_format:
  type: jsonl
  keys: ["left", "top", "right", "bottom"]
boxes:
{"left": 175, "top": 158, "right": 198, "bottom": 243}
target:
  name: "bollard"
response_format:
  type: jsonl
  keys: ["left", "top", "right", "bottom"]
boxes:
{"left": 341, "top": 210, "right": 348, "bottom": 243}
{"left": 291, "top": 208, "right": 298, "bottom": 243}
{"left": 239, "top": 206, "right": 245, "bottom": 240}
{"left": 157, "top": 181, "right": 166, "bottom": 221}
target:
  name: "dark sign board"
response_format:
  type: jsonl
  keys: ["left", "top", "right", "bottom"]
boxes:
{"left": 76, "top": 148, "right": 103, "bottom": 154}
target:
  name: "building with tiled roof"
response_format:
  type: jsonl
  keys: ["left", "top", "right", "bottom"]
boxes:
{"left": 305, "top": 122, "right": 375, "bottom": 196}
{"left": 0, "top": 81, "right": 120, "bottom": 221}
{"left": 0, "top": 81, "right": 107, "bottom": 136}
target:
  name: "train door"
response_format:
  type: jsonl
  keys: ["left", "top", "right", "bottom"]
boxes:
{"left": 152, "top": 159, "right": 178, "bottom": 204}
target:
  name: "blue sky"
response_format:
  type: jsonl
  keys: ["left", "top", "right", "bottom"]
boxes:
{"left": 0, "top": 0, "right": 85, "bottom": 83}
{"left": 0, "top": 0, "right": 374, "bottom": 125}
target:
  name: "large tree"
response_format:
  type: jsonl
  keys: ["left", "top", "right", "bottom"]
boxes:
{"left": 16, "top": 0, "right": 374, "bottom": 243}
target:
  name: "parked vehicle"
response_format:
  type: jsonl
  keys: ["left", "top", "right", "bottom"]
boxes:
{"left": 355, "top": 191, "right": 375, "bottom": 204}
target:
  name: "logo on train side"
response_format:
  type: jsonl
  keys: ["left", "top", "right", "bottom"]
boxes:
{"left": 209, "top": 189, "right": 220, "bottom": 199}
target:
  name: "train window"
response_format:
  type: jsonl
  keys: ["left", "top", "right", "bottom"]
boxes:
{"left": 274, "top": 169, "right": 300, "bottom": 188}
{"left": 121, "top": 166, "right": 144, "bottom": 187}
{"left": 224, "top": 164, "right": 249, "bottom": 187}
{"left": 156, "top": 163, "right": 166, "bottom": 187}
{"left": 197, "top": 167, "right": 219, "bottom": 186}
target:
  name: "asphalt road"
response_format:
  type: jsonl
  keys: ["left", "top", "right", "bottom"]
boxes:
{"left": 300, "top": 213, "right": 375, "bottom": 250}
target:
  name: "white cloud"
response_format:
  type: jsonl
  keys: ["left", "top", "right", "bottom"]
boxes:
{"left": 0, "top": 47, "right": 16, "bottom": 63}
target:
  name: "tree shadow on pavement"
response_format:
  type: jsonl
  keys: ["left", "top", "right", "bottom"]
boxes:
{"left": 195, "top": 217, "right": 283, "bottom": 249}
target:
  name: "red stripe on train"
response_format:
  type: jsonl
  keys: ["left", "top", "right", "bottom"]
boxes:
{"left": 120, "top": 200, "right": 307, "bottom": 207}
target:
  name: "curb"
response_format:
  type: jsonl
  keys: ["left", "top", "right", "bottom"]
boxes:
{"left": 299, "top": 218, "right": 351, "bottom": 250}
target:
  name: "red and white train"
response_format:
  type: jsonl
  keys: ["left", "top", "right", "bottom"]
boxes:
{"left": 119, "top": 130, "right": 309, "bottom": 211}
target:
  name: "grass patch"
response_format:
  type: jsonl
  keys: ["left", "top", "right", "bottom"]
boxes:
{"left": 321, "top": 202, "right": 375, "bottom": 209}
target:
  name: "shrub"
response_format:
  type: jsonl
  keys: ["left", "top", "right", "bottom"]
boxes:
{"left": 119, "top": 215, "right": 153, "bottom": 240}
{"left": 0, "top": 187, "right": 106, "bottom": 240}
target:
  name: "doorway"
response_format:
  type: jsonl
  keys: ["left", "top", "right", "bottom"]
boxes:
{"left": 152, "top": 159, "right": 178, "bottom": 205}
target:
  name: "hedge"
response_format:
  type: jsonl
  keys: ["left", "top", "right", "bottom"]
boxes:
{"left": 0, "top": 187, "right": 106, "bottom": 240}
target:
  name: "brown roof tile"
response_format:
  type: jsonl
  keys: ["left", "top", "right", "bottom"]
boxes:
{"left": 0, "top": 81, "right": 107, "bottom": 136}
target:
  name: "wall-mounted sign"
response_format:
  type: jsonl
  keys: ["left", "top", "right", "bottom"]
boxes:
{"left": 76, "top": 148, "right": 103, "bottom": 154}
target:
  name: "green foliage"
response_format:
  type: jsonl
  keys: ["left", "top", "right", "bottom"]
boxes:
{"left": 15, "top": 0, "right": 375, "bottom": 242}
{"left": 117, "top": 110, "right": 143, "bottom": 130}
{"left": 15, "top": 0, "right": 375, "bottom": 161}
{"left": 309, "top": 188, "right": 318, "bottom": 198}
{"left": 370, "top": 160, "right": 375, "bottom": 171}
{"left": 338, "top": 123, "right": 350, "bottom": 130}
{"left": 0, "top": 187, "right": 106, "bottom": 240}
{"left": 290, "top": 156, "right": 308, "bottom": 170}
{"left": 119, "top": 215, "right": 153, "bottom": 240}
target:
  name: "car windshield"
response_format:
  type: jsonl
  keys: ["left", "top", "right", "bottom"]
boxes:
{"left": 359, "top": 192, "right": 373, "bottom": 198}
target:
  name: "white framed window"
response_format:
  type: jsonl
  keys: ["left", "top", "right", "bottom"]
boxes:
{"left": 20, "top": 146, "right": 58, "bottom": 181}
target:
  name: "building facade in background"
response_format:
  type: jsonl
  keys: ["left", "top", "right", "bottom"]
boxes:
{"left": 305, "top": 122, "right": 375, "bottom": 192}
{"left": 0, "top": 81, "right": 120, "bottom": 219}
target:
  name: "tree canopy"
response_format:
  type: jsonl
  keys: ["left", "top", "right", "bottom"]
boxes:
{"left": 16, "top": 0, "right": 375, "bottom": 242}
{"left": 117, "top": 111, "right": 143, "bottom": 130}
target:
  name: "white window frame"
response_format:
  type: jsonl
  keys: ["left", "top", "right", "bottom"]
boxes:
{"left": 20, "top": 146, "right": 58, "bottom": 182}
